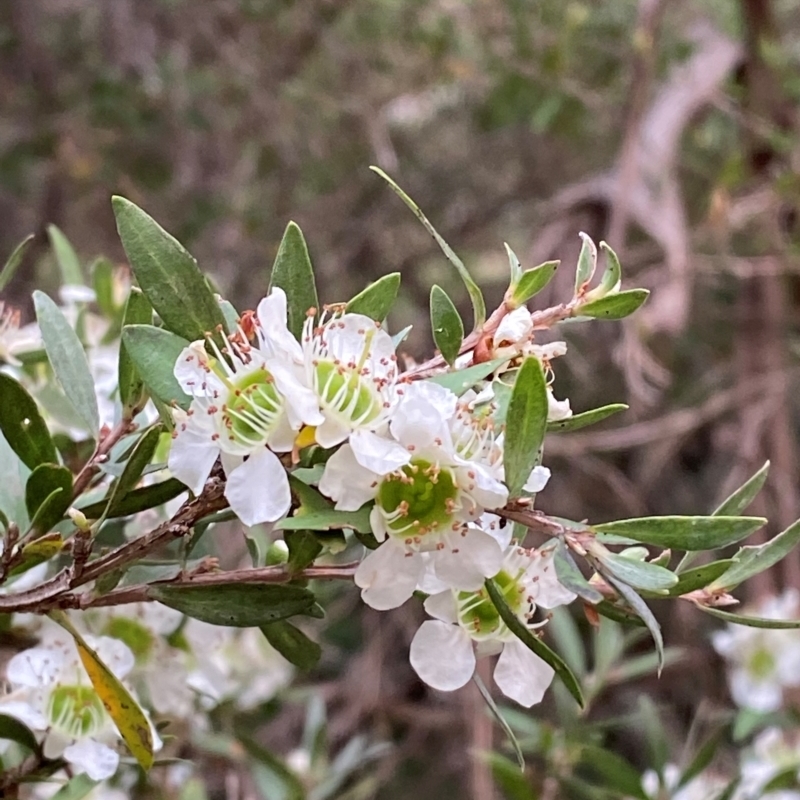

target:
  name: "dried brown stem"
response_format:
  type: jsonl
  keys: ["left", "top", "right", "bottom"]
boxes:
{"left": 72, "top": 418, "right": 138, "bottom": 499}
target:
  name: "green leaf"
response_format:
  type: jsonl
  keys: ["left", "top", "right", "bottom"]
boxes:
{"left": 276, "top": 505, "right": 372, "bottom": 534}
{"left": 578, "top": 289, "right": 650, "bottom": 320}
{"left": 584, "top": 241, "right": 623, "bottom": 302}
{"left": 553, "top": 541, "right": 603, "bottom": 603}
{"left": 25, "top": 464, "right": 72, "bottom": 536}
{"left": 607, "top": 577, "right": 664, "bottom": 673}
{"left": 430, "top": 284, "right": 464, "bottom": 366}
{"left": 593, "top": 516, "right": 766, "bottom": 551}
{"left": 0, "top": 233, "right": 34, "bottom": 293}
{"left": 503, "top": 357, "right": 548, "bottom": 496}
{"left": 546, "top": 403, "right": 628, "bottom": 433}
{"left": 288, "top": 474, "right": 333, "bottom": 512}
{"left": 260, "top": 620, "right": 321, "bottom": 670}
{"left": 50, "top": 611, "right": 154, "bottom": 771}
{"left": 504, "top": 243, "right": 523, "bottom": 286}
{"left": 371, "top": 166, "right": 486, "bottom": 328}
{"left": 346, "top": 272, "right": 401, "bottom": 320}
{"left": 714, "top": 461, "right": 770, "bottom": 516}
{"left": 0, "top": 373, "right": 57, "bottom": 469}
{"left": 149, "top": 583, "right": 317, "bottom": 626}
{"left": 104, "top": 426, "right": 162, "bottom": 518}
{"left": 91, "top": 257, "right": 117, "bottom": 319}
{"left": 118, "top": 288, "right": 153, "bottom": 413}
{"left": 596, "top": 551, "right": 678, "bottom": 592}
{"left": 9, "top": 534, "right": 64, "bottom": 578}
{"left": 121, "top": 325, "right": 191, "bottom": 409}
{"left": 595, "top": 600, "right": 646, "bottom": 627}
{"left": 112, "top": 196, "right": 226, "bottom": 341}
{"left": 47, "top": 224, "right": 84, "bottom": 285}
{"left": 679, "top": 728, "right": 726, "bottom": 790}
{"left": 0, "top": 712, "right": 40, "bottom": 753}
{"left": 78, "top": 477, "right": 185, "bottom": 519}
{"left": 484, "top": 578, "right": 584, "bottom": 708}
{"left": 574, "top": 232, "right": 597, "bottom": 294}
{"left": 697, "top": 605, "right": 800, "bottom": 628}
{"left": 666, "top": 560, "right": 734, "bottom": 596}
{"left": 511, "top": 260, "right": 559, "bottom": 306}
{"left": 712, "top": 518, "right": 800, "bottom": 591}
{"left": 577, "top": 745, "right": 647, "bottom": 799}
{"left": 473, "top": 673, "right": 525, "bottom": 770}
{"left": 285, "top": 529, "right": 323, "bottom": 573}
{"left": 268, "top": 221, "right": 319, "bottom": 340}
{"left": 34, "top": 291, "right": 99, "bottom": 435}
{"left": 547, "top": 607, "right": 587, "bottom": 678}
{"left": 218, "top": 298, "right": 239, "bottom": 333}
{"left": 427, "top": 357, "right": 507, "bottom": 396}
{"left": 50, "top": 775, "right": 99, "bottom": 800}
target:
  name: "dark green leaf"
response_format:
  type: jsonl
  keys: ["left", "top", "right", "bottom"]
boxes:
{"left": 371, "top": 166, "right": 486, "bottom": 328}
{"left": 47, "top": 224, "right": 84, "bottom": 285}
{"left": 285, "top": 529, "right": 323, "bottom": 573}
{"left": 118, "top": 288, "right": 153, "bottom": 412}
{"left": 578, "top": 745, "right": 647, "bottom": 799}
{"left": 261, "top": 620, "right": 321, "bottom": 670}
{"left": 25, "top": 464, "right": 72, "bottom": 536}
{"left": 0, "top": 233, "right": 34, "bottom": 293}
{"left": 547, "top": 403, "right": 628, "bottom": 433}
{"left": 504, "top": 243, "right": 523, "bottom": 286}
{"left": 473, "top": 673, "right": 524, "bottom": 769}
{"left": 34, "top": 291, "right": 99, "bottom": 435}
{"left": 697, "top": 605, "right": 800, "bottom": 628}
{"left": 574, "top": 232, "right": 597, "bottom": 293}
{"left": 0, "top": 373, "right": 57, "bottom": 469}
{"left": 149, "top": 583, "right": 316, "bottom": 626}
{"left": 486, "top": 752, "right": 536, "bottom": 800}
{"left": 714, "top": 461, "right": 770, "bottom": 516}
{"left": 484, "top": 578, "right": 584, "bottom": 707}
{"left": 554, "top": 541, "right": 603, "bottom": 603}
{"left": 596, "top": 552, "right": 678, "bottom": 592}
{"left": 666, "top": 560, "right": 734, "bottom": 596}
{"left": 276, "top": 505, "right": 372, "bottom": 534}
{"left": 595, "top": 600, "right": 646, "bottom": 627}
{"left": 0, "top": 713, "right": 40, "bottom": 753}
{"left": 268, "top": 221, "right": 319, "bottom": 340}
{"left": 427, "top": 358, "right": 507, "bottom": 396}
{"left": 430, "top": 284, "right": 464, "bottom": 366}
{"left": 78, "top": 477, "right": 185, "bottom": 519}
{"left": 511, "top": 260, "right": 559, "bottom": 306}
{"left": 593, "top": 516, "right": 766, "bottom": 551}
{"left": 607, "top": 577, "right": 664, "bottom": 673}
{"left": 579, "top": 289, "right": 650, "bottom": 320}
{"left": 104, "top": 426, "right": 162, "bottom": 518}
{"left": 288, "top": 474, "right": 333, "bottom": 512}
{"left": 679, "top": 728, "right": 726, "bottom": 789}
{"left": 503, "top": 357, "right": 548, "bottom": 496}
{"left": 112, "top": 196, "right": 225, "bottom": 341}
{"left": 121, "top": 325, "right": 191, "bottom": 409}
{"left": 346, "top": 272, "right": 401, "bottom": 320}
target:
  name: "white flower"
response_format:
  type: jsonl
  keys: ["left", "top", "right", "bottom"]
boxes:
{"left": 320, "top": 381, "right": 510, "bottom": 609}
{"left": 642, "top": 764, "right": 727, "bottom": 800}
{"left": 711, "top": 590, "right": 800, "bottom": 712}
{"left": 493, "top": 307, "right": 568, "bottom": 364}
{"left": 0, "top": 634, "right": 158, "bottom": 780}
{"left": 737, "top": 728, "right": 800, "bottom": 800}
{"left": 301, "top": 309, "right": 399, "bottom": 448}
{"left": 0, "top": 302, "right": 41, "bottom": 365}
{"left": 28, "top": 772, "right": 129, "bottom": 800}
{"left": 168, "top": 288, "right": 322, "bottom": 526}
{"left": 409, "top": 544, "right": 576, "bottom": 707}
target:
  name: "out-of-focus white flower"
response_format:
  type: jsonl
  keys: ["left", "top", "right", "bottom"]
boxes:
{"left": 0, "top": 303, "right": 41, "bottom": 365}
{"left": 321, "top": 381, "right": 512, "bottom": 609}
{"left": 409, "top": 544, "right": 576, "bottom": 707}
{"left": 641, "top": 764, "right": 728, "bottom": 800}
{"left": 737, "top": 728, "right": 800, "bottom": 800}
{"left": 27, "top": 772, "right": 129, "bottom": 800}
{"left": 169, "top": 288, "right": 322, "bottom": 526}
{"left": 301, "top": 310, "right": 399, "bottom": 448}
{"left": 0, "top": 634, "right": 159, "bottom": 780}
{"left": 493, "top": 307, "right": 568, "bottom": 364}
{"left": 712, "top": 590, "right": 800, "bottom": 712}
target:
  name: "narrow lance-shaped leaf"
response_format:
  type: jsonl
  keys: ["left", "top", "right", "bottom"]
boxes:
{"left": 606, "top": 576, "right": 665, "bottom": 674}
{"left": 49, "top": 611, "right": 154, "bottom": 771}
{"left": 268, "top": 221, "right": 319, "bottom": 340}
{"left": 574, "top": 232, "right": 597, "bottom": 294}
{"left": 0, "top": 233, "right": 34, "bottom": 293}
{"left": 346, "top": 272, "right": 401, "bottom": 321}
{"left": 276, "top": 505, "right": 373, "bottom": 534}
{"left": 697, "top": 605, "right": 800, "bottom": 629}
{"left": 578, "top": 289, "right": 650, "bottom": 320}
{"left": 503, "top": 357, "right": 548, "bottom": 496}
{"left": 49, "top": 775, "right": 99, "bottom": 800}
{"left": 484, "top": 578, "right": 584, "bottom": 707}
{"left": 79, "top": 478, "right": 185, "bottom": 520}
{"left": 430, "top": 285, "right": 464, "bottom": 366}
{"left": 714, "top": 461, "right": 770, "bottom": 516}
{"left": 47, "top": 224, "right": 84, "bottom": 286}
{"left": 260, "top": 621, "right": 322, "bottom": 670}
{"left": 473, "top": 672, "right": 525, "bottom": 770}
{"left": 583, "top": 241, "right": 622, "bottom": 302}
{"left": 546, "top": 403, "right": 628, "bottom": 433}
{"left": 0, "top": 713, "right": 40, "bottom": 754}
{"left": 25, "top": 464, "right": 73, "bottom": 536}
{"left": 121, "top": 325, "right": 191, "bottom": 409}
{"left": 34, "top": 291, "right": 99, "bottom": 435}
{"left": 427, "top": 357, "right": 507, "bottom": 396}
{"left": 511, "top": 260, "right": 559, "bottom": 307}
{"left": 118, "top": 288, "right": 153, "bottom": 413}
{"left": 595, "top": 550, "right": 678, "bottom": 593}
{"left": 666, "top": 560, "right": 734, "bottom": 596}
{"left": 371, "top": 166, "right": 486, "bottom": 328}
{"left": 112, "top": 196, "right": 226, "bottom": 342}
{"left": 0, "top": 373, "right": 57, "bottom": 469}
{"left": 104, "top": 426, "right": 162, "bottom": 518}
{"left": 504, "top": 243, "right": 523, "bottom": 286}
{"left": 553, "top": 541, "right": 603, "bottom": 604}
{"left": 91, "top": 257, "right": 117, "bottom": 319}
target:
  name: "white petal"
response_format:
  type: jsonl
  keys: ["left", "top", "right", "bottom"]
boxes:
{"left": 0, "top": 700, "right": 48, "bottom": 731}
{"left": 423, "top": 591, "right": 459, "bottom": 623}
{"left": 416, "top": 556, "right": 450, "bottom": 596}
{"left": 460, "top": 463, "right": 508, "bottom": 511}
{"left": 391, "top": 383, "right": 455, "bottom": 450}
{"left": 173, "top": 343, "right": 224, "bottom": 397}
{"left": 729, "top": 670, "right": 782, "bottom": 712}
{"left": 314, "top": 415, "right": 351, "bottom": 449}
{"left": 528, "top": 548, "right": 577, "bottom": 609}
{"left": 355, "top": 543, "right": 421, "bottom": 610}
{"left": 7, "top": 647, "right": 66, "bottom": 687}
{"left": 63, "top": 738, "right": 120, "bottom": 781}
{"left": 494, "top": 638, "right": 554, "bottom": 707}
{"left": 409, "top": 620, "right": 475, "bottom": 691}
{"left": 319, "top": 444, "right": 379, "bottom": 511}
{"left": 92, "top": 637, "right": 135, "bottom": 680}
{"left": 269, "top": 362, "right": 324, "bottom": 428}
{"left": 225, "top": 448, "right": 291, "bottom": 525}
{"left": 547, "top": 390, "right": 572, "bottom": 422}
{"left": 481, "top": 514, "right": 513, "bottom": 550}
{"left": 432, "top": 528, "right": 503, "bottom": 590}
{"left": 59, "top": 284, "right": 97, "bottom": 305}
{"left": 350, "top": 429, "right": 410, "bottom": 475}
{"left": 494, "top": 307, "right": 532, "bottom": 346}
{"left": 523, "top": 465, "right": 551, "bottom": 494}
{"left": 168, "top": 407, "right": 219, "bottom": 494}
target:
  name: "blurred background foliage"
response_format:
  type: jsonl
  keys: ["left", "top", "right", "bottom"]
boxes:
{"left": 2, "top": 0, "right": 800, "bottom": 797}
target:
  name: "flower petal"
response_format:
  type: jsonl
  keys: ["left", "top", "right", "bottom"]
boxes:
{"left": 7, "top": 646, "right": 66, "bottom": 687}
{"left": 459, "top": 463, "right": 508, "bottom": 511}
{"left": 391, "top": 382, "right": 455, "bottom": 450}
{"left": 319, "top": 444, "right": 379, "bottom": 511}
{"left": 63, "top": 738, "right": 120, "bottom": 781}
{"left": 494, "top": 638, "right": 554, "bottom": 707}
{"left": 350, "top": 429, "right": 410, "bottom": 475}
{"left": 528, "top": 547, "right": 577, "bottom": 609}
{"left": 355, "top": 543, "right": 421, "bottom": 610}
{"left": 225, "top": 448, "right": 291, "bottom": 525}
{"left": 423, "top": 591, "right": 459, "bottom": 623}
{"left": 409, "top": 620, "right": 475, "bottom": 691}
{"left": 433, "top": 528, "right": 503, "bottom": 590}
{"left": 168, "top": 406, "right": 219, "bottom": 494}
{"left": 314, "top": 415, "right": 351, "bottom": 449}
{"left": 523, "top": 465, "right": 551, "bottom": 494}
{"left": 173, "top": 342, "right": 225, "bottom": 397}
{"left": 494, "top": 307, "right": 532, "bottom": 346}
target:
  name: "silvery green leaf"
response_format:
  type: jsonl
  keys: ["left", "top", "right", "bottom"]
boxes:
{"left": 546, "top": 403, "right": 627, "bottom": 433}
{"left": 47, "top": 224, "right": 84, "bottom": 286}
{"left": 428, "top": 358, "right": 507, "bottom": 396}
{"left": 347, "top": 273, "right": 401, "bottom": 321}
{"left": 713, "top": 461, "right": 770, "bottom": 516}
{"left": 574, "top": 232, "right": 597, "bottom": 294}
{"left": 579, "top": 289, "right": 649, "bottom": 320}
{"left": 511, "top": 260, "right": 559, "bottom": 306}
{"left": 430, "top": 284, "right": 463, "bottom": 366}
{"left": 0, "top": 233, "right": 34, "bottom": 293}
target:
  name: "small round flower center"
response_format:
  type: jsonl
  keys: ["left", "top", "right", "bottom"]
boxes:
{"left": 377, "top": 459, "right": 458, "bottom": 538}
{"left": 223, "top": 369, "right": 283, "bottom": 446}
{"left": 748, "top": 647, "right": 776, "bottom": 679}
{"left": 103, "top": 618, "right": 155, "bottom": 663}
{"left": 457, "top": 569, "right": 525, "bottom": 639}
{"left": 314, "top": 360, "right": 381, "bottom": 427}
{"left": 48, "top": 685, "right": 106, "bottom": 738}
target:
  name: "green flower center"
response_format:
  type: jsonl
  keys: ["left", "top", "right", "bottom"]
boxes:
{"left": 314, "top": 360, "right": 381, "bottom": 426}
{"left": 103, "top": 618, "right": 155, "bottom": 663}
{"left": 377, "top": 459, "right": 458, "bottom": 538}
{"left": 748, "top": 647, "right": 776, "bottom": 679}
{"left": 48, "top": 685, "right": 106, "bottom": 738}
{"left": 457, "top": 569, "right": 525, "bottom": 639}
{"left": 223, "top": 369, "right": 283, "bottom": 446}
